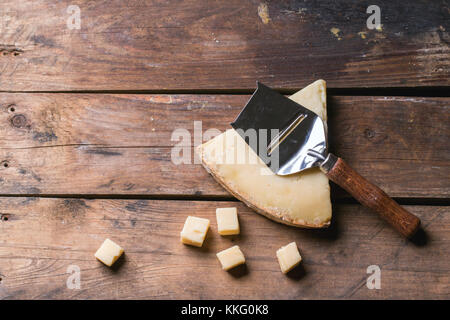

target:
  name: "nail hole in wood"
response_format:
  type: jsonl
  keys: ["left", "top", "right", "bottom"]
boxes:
{"left": 3, "top": 162, "right": 9, "bottom": 168}
{"left": 1, "top": 215, "right": 8, "bottom": 221}
{"left": 8, "top": 105, "right": 15, "bottom": 112}
{"left": 364, "top": 128, "right": 375, "bottom": 139}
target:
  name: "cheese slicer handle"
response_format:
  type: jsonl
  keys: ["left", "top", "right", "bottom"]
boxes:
{"left": 320, "top": 153, "right": 421, "bottom": 238}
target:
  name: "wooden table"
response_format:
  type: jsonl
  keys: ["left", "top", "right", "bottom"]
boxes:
{"left": 0, "top": 1, "right": 448, "bottom": 299}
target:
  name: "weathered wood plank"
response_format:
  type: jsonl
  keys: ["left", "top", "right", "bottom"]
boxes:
{"left": 0, "top": 198, "right": 447, "bottom": 299}
{"left": 0, "top": 0, "right": 448, "bottom": 91}
{"left": 0, "top": 94, "right": 448, "bottom": 198}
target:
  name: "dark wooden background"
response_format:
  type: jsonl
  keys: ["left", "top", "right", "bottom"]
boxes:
{"left": 0, "top": 0, "right": 448, "bottom": 299}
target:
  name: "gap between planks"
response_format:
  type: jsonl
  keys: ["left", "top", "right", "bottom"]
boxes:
{"left": 0, "top": 193, "right": 448, "bottom": 206}
{"left": 0, "top": 87, "right": 449, "bottom": 97}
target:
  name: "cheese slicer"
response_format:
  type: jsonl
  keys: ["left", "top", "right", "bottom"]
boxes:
{"left": 231, "top": 82, "right": 420, "bottom": 238}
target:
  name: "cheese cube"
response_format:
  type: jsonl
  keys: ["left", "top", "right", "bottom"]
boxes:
{"left": 180, "top": 216, "right": 210, "bottom": 247}
{"left": 276, "top": 242, "right": 302, "bottom": 274}
{"left": 216, "top": 245, "right": 246, "bottom": 271}
{"left": 94, "top": 238, "right": 124, "bottom": 267}
{"left": 216, "top": 207, "right": 240, "bottom": 235}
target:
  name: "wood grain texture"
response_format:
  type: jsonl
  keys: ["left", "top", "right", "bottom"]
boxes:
{"left": 0, "top": 197, "right": 447, "bottom": 299}
{"left": 0, "top": 0, "right": 447, "bottom": 302}
{"left": 0, "top": 0, "right": 448, "bottom": 91}
{"left": 0, "top": 94, "right": 448, "bottom": 197}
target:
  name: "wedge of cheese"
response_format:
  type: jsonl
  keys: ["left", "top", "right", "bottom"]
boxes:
{"left": 196, "top": 80, "right": 331, "bottom": 228}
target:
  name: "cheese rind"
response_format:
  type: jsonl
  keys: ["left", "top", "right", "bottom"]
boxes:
{"left": 94, "top": 238, "right": 124, "bottom": 267}
{"left": 216, "top": 245, "right": 246, "bottom": 271}
{"left": 216, "top": 207, "right": 240, "bottom": 235}
{"left": 197, "top": 80, "right": 332, "bottom": 228}
{"left": 180, "top": 216, "right": 210, "bottom": 247}
{"left": 276, "top": 242, "right": 302, "bottom": 274}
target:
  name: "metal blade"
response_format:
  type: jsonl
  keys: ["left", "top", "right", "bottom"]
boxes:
{"left": 231, "top": 82, "right": 327, "bottom": 175}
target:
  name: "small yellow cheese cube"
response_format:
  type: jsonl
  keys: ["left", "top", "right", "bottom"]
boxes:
{"left": 94, "top": 238, "right": 124, "bottom": 267}
{"left": 276, "top": 242, "right": 302, "bottom": 274}
{"left": 216, "top": 245, "right": 246, "bottom": 271}
{"left": 216, "top": 207, "right": 240, "bottom": 235}
{"left": 180, "top": 216, "right": 210, "bottom": 247}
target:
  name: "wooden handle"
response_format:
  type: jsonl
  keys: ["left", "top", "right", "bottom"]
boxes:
{"left": 323, "top": 155, "right": 420, "bottom": 238}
